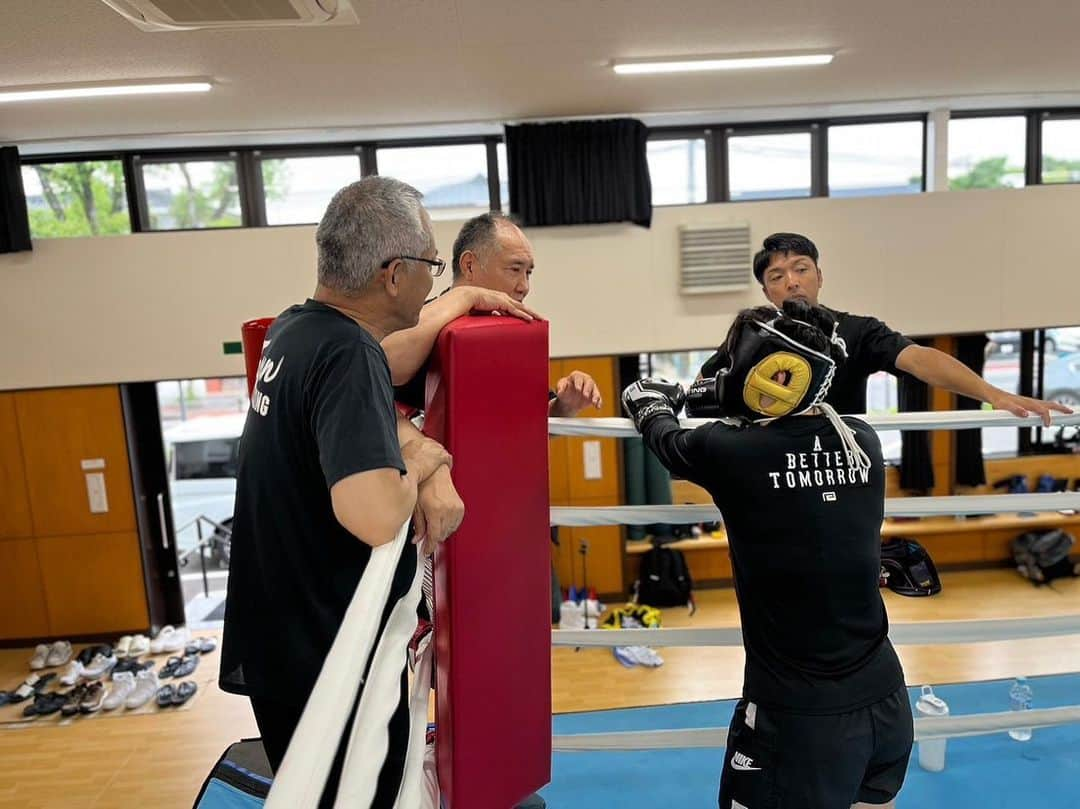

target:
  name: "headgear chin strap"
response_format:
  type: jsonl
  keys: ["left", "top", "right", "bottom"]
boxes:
{"left": 686, "top": 312, "right": 872, "bottom": 470}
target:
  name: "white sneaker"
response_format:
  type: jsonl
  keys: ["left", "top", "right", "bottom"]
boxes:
{"left": 29, "top": 644, "right": 50, "bottom": 670}
{"left": 115, "top": 636, "right": 133, "bottom": 659}
{"left": 83, "top": 652, "right": 118, "bottom": 680}
{"left": 102, "top": 671, "right": 136, "bottom": 711}
{"left": 59, "top": 660, "right": 85, "bottom": 686}
{"left": 150, "top": 626, "right": 190, "bottom": 654}
{"left": 46, "top": 640, "right": 73, "bottom": 668}
{"left": 125, "top": 669, "right": 160, "bottom": 710}
{"left": 128, "top": 634, "right": 150, "bottom": 657}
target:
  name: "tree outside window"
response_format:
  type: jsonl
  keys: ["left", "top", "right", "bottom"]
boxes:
{"left": 21, "top": 161, "right": 131, "bottom": 238}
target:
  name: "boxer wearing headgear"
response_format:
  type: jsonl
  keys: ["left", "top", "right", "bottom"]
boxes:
{"left": 623, "top": 300, "right": 912, "bottom": 809}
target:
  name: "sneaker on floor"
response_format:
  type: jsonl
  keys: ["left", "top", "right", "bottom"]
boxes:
{"left": 80, "top": 682, "right": 106, "bottom": 713}
{"left": 102, "top": 671, "right": 136, "bottom": 711}
{"left": 82, "top": 652, "right": 118, "bottom": 680}
{"left": 29, "top": 644, "right": 50, "bottom": 670}
{"left": 124, "top": 669, "right": 160, "bottom": 710}
{"left": 59, "top": 661, "right": 85, "bottom": 687}
{"left": 184, "top": 637, "right": 217, "bottom": 656}
{"left": 61, "top": 685, "right": 89, "bottom": 717}
{"left": 12, "top": 672, "right": 56, "bottom": 703}
{"left": 114, "top": 636, "right": 133, "bottom": 659}
{"left": 127, "top": 634, "right": 150, "bottom": 657}
{"left": 45, "top": 640, "right": 73, "bottom": 668}
{"left": 150, "top": 626, "right": 189, "bottom": 655}
{"left": 22, "top": 691, "right": 66, "bottom": 718}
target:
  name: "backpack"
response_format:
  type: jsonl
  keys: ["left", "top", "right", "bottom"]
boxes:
{"left": 192, "top": 739, "right": 271, "bottom": 808}
{"left": 1011, "top": 529, "right": 1079, "bottom": 585}
{"left": 636, "top": 544, "right": 694, "bottom": 610}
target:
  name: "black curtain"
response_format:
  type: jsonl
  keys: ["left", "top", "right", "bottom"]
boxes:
{"left": 505, "top": 118, "right": 652, "bottom": 228}
{"left": 899, "top": 339, "right": 934, "bottom": 492}
{"left": 0, "top": 146, "right": 32, "bottom": 254}
{"left": 954, "top": 334, "right": 989, "bottom": 486}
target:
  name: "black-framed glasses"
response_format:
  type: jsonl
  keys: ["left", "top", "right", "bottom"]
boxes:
{"left": 381, "top": 255, "right": 446, "bottom": 278}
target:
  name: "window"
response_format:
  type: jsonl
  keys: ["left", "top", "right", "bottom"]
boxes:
{"left": 647, "top": 138, "right": 707, "bottom": 205}
{"left": 141, "top": 159, "right": 242, "bottom": 230}
{"left": 948, "top": 116, "right": 1026, "bottom": 190}
{"left": 828, "top": 121, "right": 923, "bottom": 197}
{"left": 376, "top": 144, "right": 492, "bottom": 219}
{"left": 1041, "top": 118, "right": 1080, "bottom": 185}
{"left": 260, "top": 154, "right": 361, "bottom": 225}
{"left": 643, "top": 349, "right": 717, "bottom": 392}
{"left": 497, "top": 142, "right": 509, "bottom": 211}
{"left": 20, "top": 160, "right": 131, "bottom": 238}
{"left": 865, "top": 372, "right": 902, "bottom": 463}
{"left": 728, "top": 132, "right": 812, "bottom": 201}
{"left": 983, "top": 331, "right": 1023, "bottom": 456}
{"left": 1037, "top": 327, "right": 1080, "bottom": 450}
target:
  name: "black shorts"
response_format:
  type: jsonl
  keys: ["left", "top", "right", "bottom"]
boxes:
{"left": 717, "top": 686, "right": 913, "bottom": 809}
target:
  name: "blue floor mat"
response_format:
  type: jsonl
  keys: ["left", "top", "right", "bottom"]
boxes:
{"left": 543, "top": 673, "right": 1080, "bottom": 808}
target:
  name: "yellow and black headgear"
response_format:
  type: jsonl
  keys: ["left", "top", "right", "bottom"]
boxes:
{"left": 687, "top": 310, "right": 846, "bottom": 421}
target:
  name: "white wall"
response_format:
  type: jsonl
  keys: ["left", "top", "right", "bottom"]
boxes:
{"left": 2, "top": 184, "right": 1077, "bottom": 391}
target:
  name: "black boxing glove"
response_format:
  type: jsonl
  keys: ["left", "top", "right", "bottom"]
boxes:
{"left": 685, "top": 374, "right": 728, "bottom": 418}
{"left": 621, "top": 378, "right": 686, "bottom": 432}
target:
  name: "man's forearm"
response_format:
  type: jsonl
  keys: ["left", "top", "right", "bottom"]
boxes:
{"left": 640, "top": 414, "right": 695, "bottom": 480}
{"left": 896, "top": 345, "right": 996, "bottom": 403}
{"left": 382, "top": 290, "right": 472, "bottom": 385}
{"left": 397, "top": 413, "right": 449, "bottom": 484}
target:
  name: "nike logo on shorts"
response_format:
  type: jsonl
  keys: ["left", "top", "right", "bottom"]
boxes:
{"left": 731, "top": 751, "right": 761, "bottom": 772}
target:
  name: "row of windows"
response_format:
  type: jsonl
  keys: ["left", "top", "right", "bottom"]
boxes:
{"left": 648, "top": 113, "right": 1080, "bottom": 205}
{"left": 18, "top": 111, "right": 1080, "bottom": 239}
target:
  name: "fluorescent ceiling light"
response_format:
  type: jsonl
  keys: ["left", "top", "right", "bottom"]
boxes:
{"left": 613, "top": 54, "right": 834, "bottom": 75}
{"left": 0, "top": 81, "right": 212, "bottom": 104}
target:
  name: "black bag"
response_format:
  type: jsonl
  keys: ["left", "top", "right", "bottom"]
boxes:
{"left": 1012, "top": 529, "right": 1079, "bottom": 585}
{"left": 192, "top": 738, "right": 271, "bottom": 808}
{"left": 636, "top": 544, "right": 693, "bottom": 608}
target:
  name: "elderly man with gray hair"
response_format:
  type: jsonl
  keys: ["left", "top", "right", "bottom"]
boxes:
{"left": 220, "top": 176, "right": 464, "bottom": 807}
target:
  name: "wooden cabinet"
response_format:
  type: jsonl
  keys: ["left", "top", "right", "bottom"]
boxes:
{"left": 0, "top": 386, "right": 149, "bottom": 640}
{"left": 550, "top": 357, "right": 627, "bottom": 598}
{"left": 0, "top": 394, "right": 33, "bottom": 539}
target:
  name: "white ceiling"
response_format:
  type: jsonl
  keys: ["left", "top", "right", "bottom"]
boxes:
{"left": 3, "top": 0, "right": 1080, "bottom": 154}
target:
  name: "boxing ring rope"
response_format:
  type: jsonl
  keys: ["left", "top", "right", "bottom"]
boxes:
{"left": 551, "top": 493, "right": 1080, "bottom": 527}
{"left": 550, "top": 705, "right": 1080, "bottom": 752}
{"left": 549, "top": 410, "right": 1080, "bottom": 438}
{"left": 547, "top": 408, "right": 1080, "bottom": 757}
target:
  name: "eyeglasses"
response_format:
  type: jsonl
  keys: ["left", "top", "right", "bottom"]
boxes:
{"left": 381, "top": 255, "right": 446, "bottom": 278}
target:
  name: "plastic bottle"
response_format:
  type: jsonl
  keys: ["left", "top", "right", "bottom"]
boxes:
{"left": 1008, "top": 676, "right": 1033, "bottom": 741}
{"left": 915, "top": 685, "right": 949, "bottom": 771}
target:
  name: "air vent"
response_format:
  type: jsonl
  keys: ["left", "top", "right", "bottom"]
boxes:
{"left": 679, "top": 223, "right": 752, "bottom": 295}
{"left": 100, "top": 0, "right": 357, "bottom": 30}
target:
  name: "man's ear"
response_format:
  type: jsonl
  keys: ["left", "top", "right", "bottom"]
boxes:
{"left": 459, "top": 250, "right": 479, "bottom": 281}
{"left": 381, "top": 260, "right": 402, "bottom": 298}
{"left": 816, "top": 266, "right": 823, "bottom": 289}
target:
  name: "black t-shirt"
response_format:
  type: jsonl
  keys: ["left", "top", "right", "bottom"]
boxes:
{"left": 641, "top": 413, "right": 904, "bottom": 714}
{"left": 699, "top": 306, "right": 914, "bottom": 414}
{"left": 220, "top": 299, "right": 415, "bottom": 699}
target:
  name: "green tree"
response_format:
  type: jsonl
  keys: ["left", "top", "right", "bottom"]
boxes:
{"left": 1041, "top": 155, "right": 1080, "bottom": 184}
{"left": 28, "top": 161, "right": 131, "bottom": 238}
{"left": 948, "top": 156, "right": 1022, "bottom": 190}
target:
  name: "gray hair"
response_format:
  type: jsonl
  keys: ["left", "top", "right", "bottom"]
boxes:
{"left": 316, "top": 176, "right": 432, "bottom": 296}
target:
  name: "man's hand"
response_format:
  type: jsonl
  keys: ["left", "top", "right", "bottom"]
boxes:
{"left": 550, "top": 370, "right": 603, "bottom": 417}
{"left": 621, "top": 379, "right": 686, "bottom": 432}
{"left": 459, "top": 287, "right": 542, "bottom": 322}
{"left": 412, "top": 465, "right": 464, "bottom": 556}
{"left": 987, "top": 390, "right": 1074, "bottom": 427}
{"left": 400, "top": 436, "right": 452, "bottom": 484}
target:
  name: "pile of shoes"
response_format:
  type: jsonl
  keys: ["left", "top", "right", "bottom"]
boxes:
{"left": 2, "top": 625, "right": 216, "bottom": 720}
{"left": 601, "top": 603, "right": 665, "bottom": 669}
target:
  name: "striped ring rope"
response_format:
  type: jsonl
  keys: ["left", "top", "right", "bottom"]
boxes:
{"left": 549, "top": 410, "right": 1080, "bottom": 438}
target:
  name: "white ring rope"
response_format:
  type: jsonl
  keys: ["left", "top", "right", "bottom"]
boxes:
{"left": 549, "top": 410, "right": 1080, "bottom": 438}
{"left": 553, "top": 614, "right": 1080, "bottom": 649}
{"left": 551, "top": 492, "right": 1080, "bottom": 527}
{"left": 550, "top": 704, "right": 1080, "bottom": 751}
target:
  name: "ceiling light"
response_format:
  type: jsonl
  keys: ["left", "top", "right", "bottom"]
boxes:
{"left": 613, "top": 53, "right": 834, "bottom": 75}
{"left": 0, "top": 81, "right": 212, "bottom": 104}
